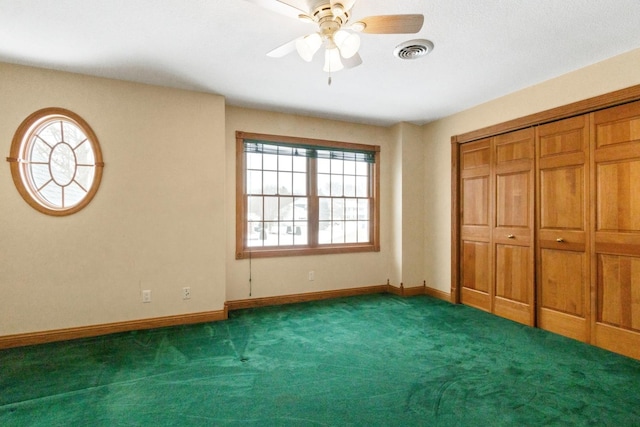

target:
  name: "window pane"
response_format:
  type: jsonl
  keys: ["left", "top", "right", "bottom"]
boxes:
{"left": 292, "top": 172, "right": 307, "bottom": 196}
{"left": 318, "top": 173, "right": 330, "bottom": 196}
{"left": 246, "top": 152, "right": 262, "bottom": 170}
{"left": 358, "top": 199, "right": 370, "bottom": 220}
{"left": 29, "top": 163, "right": 51, "bottom": 189}
{"left": 263, "top": 171, "right": 278, "bottom": 195}
{"left": 345, "top": 198, "right": 358, "bottom": 220}
{"left": 344, "top": 160, "right": 356, "bottom": 175}
{"left": 294, "top": 197, "right": 308, "bottom": 220}
{"left": 319, "top": 198, "right": 331, "bottom": 221}
{"left": 356, "top": 161, "right": 368, "bottom": 175}
{"left": 39, "top": 181, "right": 61, "bottom": 206}
{"left": 279, "top": 197, "right": 294, "bottom": 221}
{"left": 247, "top": 221, "right": 264, "bottom": 247}
{"left": 331, "top": 158, "right": 343, "bottom": 174}
{"left": 332, "top": 199, "right": 345, "bottom": 220}
{"left": 75, "top": 165, "right": 95, "bottom": 190}
{"left": 62, "top": 121, "right": 85, "bottom": 148}
{"left": 247, "top": 196, "right": 263, "bottom": 221}
{"left": 38, "top": 122, "right": 60, "bottom": 146}
{"left": 64, "top": 181, "right": 86, "bottom": 207}
{"left": 318, "top": 158, "right": 330, "bottom": 174}
{"left": 247, "top": 170, "right": 262, "bottom": 195}
{"left": 332, "top": 222, "right": 345, "bottom": 243}
{"left": 293, "top": 156, "right": 306, "bottom": 172}
{"left": 293, "top": 222, "right": 308, "bottom": 245}
{"left": 345, "top": 221, "right": 358, "bottom": 243}
{"left": 278, "top": 171, "right": 292, "bottom": 195}
{"left": 358, "top": 221, "right": 370, "bottom": 243}
{"left": 331, "top": 175, "right": 343, "bottom": 197}
{"left": 280, "top": 222, "right": 294, "bottom": 245}
{"left": 356, "top": 176, "right": 368, "bottom": 197}
{"left": 319, "top": 221, "right": 332, "bottom": 244}
{"left": 264, "top": 196, "right": 279, "bottom": 221}
{"left": 344, "top": 174, "right": 356, "bottom": 197}
{"left": 74, "top": 140, "right": 95, "bottom": 165}
{"left": 30, "top": 138, "right": 51, "bottom": 163}
{"left": 263, "top": 153, "right": 278, "bottom": 171}
{"left": 278, "top": 153, "right": 292, "bottom": 171}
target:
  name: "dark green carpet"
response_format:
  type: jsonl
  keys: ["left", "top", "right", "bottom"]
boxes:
{"left": 1, "top": 294, "right": 640, "bottom": 426}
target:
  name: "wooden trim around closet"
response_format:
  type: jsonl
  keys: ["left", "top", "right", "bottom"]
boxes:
{"left": 451, "top": 84, "right": 640, "bottom": 310}
{"left": 454, "top": 84, "right": 640, "bottom": 144}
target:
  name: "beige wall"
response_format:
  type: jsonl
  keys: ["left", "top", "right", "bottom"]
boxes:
{"left": 423, "top": 47, "right": 640, "bottom": 293}
{"left": 389, "top": 122, "right": 425, "bottom": 288}
{"left": 2, "top": 46, "right": 640, "bottom": 337}
{"left": 0, "top": 63, "right": 226, "bottom": 335}
{"left": 225, "top": 107, "right": 399, "bottom": 300}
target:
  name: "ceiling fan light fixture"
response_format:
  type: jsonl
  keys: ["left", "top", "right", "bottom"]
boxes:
{"left": 323, "top": 47, "right": 344, "bottom": 72}
{"left": 333, "top": 30, "right": 360, "bottom": 58}
{"left": 351, "top": 21, "right": 366, "bottom": 32}
{"left": 331, "top": 3, "right": 345, "bottom": 17}
{"left": 296, "top": 33, "right": 322, "bottom": 62}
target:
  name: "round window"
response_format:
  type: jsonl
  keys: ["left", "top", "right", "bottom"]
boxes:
{"left": 7, "top": 108, "right": 104, "bottom": 215}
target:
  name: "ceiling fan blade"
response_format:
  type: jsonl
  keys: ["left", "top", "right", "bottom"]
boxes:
{"left": 358, "top": 14, "right": 424, "bottom": 34}
{"left": 343, "top": 52, "right": 362, "bottom": 69}
{"left": 267, "top": 38, "right": 299, "bottom": 58}
{"left": 243, "top": 0, "right": 310, "bottom": 20}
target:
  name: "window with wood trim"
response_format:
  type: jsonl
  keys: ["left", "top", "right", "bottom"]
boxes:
{"left": 7, "top": 108, "right": 104, "bottom": 216}
{"left": 236, "top": 131, "right": 380, "bottom": 259}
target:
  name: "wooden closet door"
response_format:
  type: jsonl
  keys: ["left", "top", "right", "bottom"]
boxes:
{"left": 460, "top": 138, "right": 493, "bottom": 312}
{"left": 592, "top": 100, "right": 640, "bottom": 360}
{"left": 536, "top": 116, "right": 590, "bottom": 342}
{"left": 493, "top": 128, "right": 535, "bottom": 325}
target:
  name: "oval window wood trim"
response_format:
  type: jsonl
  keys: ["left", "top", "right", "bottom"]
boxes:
{"left": 7, "top": 107, "right": 104, "bottom": 216}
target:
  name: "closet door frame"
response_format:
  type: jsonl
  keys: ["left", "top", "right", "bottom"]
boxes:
{"left": 452, "top": 84, "right": 640, "bottom": 305}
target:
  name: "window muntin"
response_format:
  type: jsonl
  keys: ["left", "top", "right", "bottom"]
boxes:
{"left": 236, "top": 132, "right": 380, "bottom": 259}
{"left": 7, "top": 108, "right": 104, "bottom": 216}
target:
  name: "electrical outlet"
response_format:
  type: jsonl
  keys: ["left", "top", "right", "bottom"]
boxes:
{"left": 142, "top": 289, "right": 151, "bottom": 303}
{"left": 308, "top": 271, "right": 315, "bottom": 281}
{"left": 182, "top": 287, "right": 191, "bottom": 300}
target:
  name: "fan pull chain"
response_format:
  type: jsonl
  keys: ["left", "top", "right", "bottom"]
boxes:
{"left": 328, "top": 75, "right": 332, "bottom": 86}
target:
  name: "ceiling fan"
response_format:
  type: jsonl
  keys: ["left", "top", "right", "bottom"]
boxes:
{"left": 245, "top": 0, "right": 424, "bottom": 76}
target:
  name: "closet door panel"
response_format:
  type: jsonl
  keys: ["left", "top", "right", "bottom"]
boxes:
{"left": 493, "top": 128, "right": 535, "bottom": 325}
{"left": 461, "top": 241, "right": 491, "bottom": 310}
{"left": 460, "top": 139, "right": 492, "bottom": 311}
{"left": 598, "top": 254, "right": 640, "bottom": 331}
{"left": 536, "top": 115, "right": 590, "bottom": 342}
{"left": 592, "top": 100, "right": 640, "bottom": 359}
{"left": 540, "top": 249, "right": 586, "bottom": 316}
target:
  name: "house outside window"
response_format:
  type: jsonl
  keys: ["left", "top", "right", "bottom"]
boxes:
{"left": 236, "top": 131, "right": 380, "bottom": 259}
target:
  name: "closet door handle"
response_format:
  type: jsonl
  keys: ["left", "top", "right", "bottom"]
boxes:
{"left": 507, "top": 234, "right": 515, "bottom": 239}
{"left": 556, "top": 238, "right": 565, "bottom": 242}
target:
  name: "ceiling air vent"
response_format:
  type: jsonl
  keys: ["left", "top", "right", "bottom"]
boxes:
{"left": 393, "top": 39, "right": 434, "bottom": 60}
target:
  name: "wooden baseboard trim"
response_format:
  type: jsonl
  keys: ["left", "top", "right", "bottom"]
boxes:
{"left": 227, "top": 285, "right": 389, "bottom": 311}
{"left": 424, "top": 286, "right": 452, "bottom": 302}
{"left": 387, "top": 283, "right": 451, "bottom": 301}
{"left": 1, "top": 285, "right": 453, "bottom": 350}
{"left": 0, "top": 309, "right": 227, "bottom": 350}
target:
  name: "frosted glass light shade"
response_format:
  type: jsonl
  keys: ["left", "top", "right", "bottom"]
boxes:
{"left": 334, "top": 30, "right": 360, "bottom": 58}
{"left": 296, "top": 33, "right": 322, "bottom": 62}
{"left": 323, "top": 48, "right": 344, "bottom": 72}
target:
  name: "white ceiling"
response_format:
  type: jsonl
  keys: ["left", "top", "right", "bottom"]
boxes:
{"left": 1, "top": 0, "right": 640, "bottom": 126}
